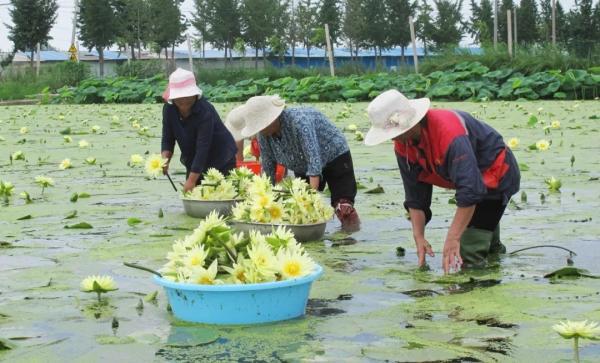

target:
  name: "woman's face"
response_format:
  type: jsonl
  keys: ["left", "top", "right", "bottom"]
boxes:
{"left": 393, "top": 124, "right": 421, "bottom": 143}
{"left": 260, "top": 117, "right": 280, "bottom": 137}
{"left": 173, "top": 96, "right": 197, "bottom": 116}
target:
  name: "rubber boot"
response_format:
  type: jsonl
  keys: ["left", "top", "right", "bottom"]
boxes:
{"left": 335, "top": 199, "right": 360, "bottom": 232}
{"left": 460, "top": 227, "right": 493, "bottom": 268}
{"left": 488, "top": 224, "right": 506, "bottom": 255}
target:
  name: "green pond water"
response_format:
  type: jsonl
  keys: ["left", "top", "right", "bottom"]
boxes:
{"left": 1, "top": 100, "right": 599, "bottom": 362}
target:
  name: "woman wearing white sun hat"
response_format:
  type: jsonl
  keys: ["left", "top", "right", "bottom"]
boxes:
{"left": 240, "top": 95, "right": 360, "bottom": 231}
{"left": 161, "top": 68, "right": 237, "bottom": 192}
{"left": 365, "top": 90, "right": 520, "bottom": 273}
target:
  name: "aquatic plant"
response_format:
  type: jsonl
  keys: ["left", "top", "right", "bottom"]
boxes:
{"left": 553, "top": 320, "right": 600, "bottom": 362}
{"left": 80, "top": 275, "right": 119, "bottom": 302}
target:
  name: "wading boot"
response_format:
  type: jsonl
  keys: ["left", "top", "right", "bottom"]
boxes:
{"left": 460, "top": 227, "right": 493, "bottom": 269}
{"left": 488, "top": 224, "right": 506, "bottom": 255}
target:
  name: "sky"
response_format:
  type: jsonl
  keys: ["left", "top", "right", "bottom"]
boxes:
{"left": 0, "top": 0, "right": 580, "bottom": 53}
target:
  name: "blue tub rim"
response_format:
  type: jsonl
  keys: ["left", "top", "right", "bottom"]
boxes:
{"left": 153, "top": 264, "right": 323, "bottom": 292}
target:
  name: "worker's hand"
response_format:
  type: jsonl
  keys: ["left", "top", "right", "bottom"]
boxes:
{"left": 162, "top": 161, "right": 169, "bottom": 176}
{"left": 183, "top": 179, "right": 196, "bottom": 193}
{"left": 414, "top": 236, "right": 434, "bottom": 267}
{"left": 442, "top": 237, "right": 463, "bottom": 274}
{"left": 309, "top": 176, "right": 320, "bottom": 190}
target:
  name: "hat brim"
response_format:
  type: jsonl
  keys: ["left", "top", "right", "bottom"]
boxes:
{"left": 364, "top": 98, "right": 430, "bottom": 146}
{"left": 167, "top": 85, "right": 202, "bottom": 101}
{"left": 224, "top": 105, "right": 247, "bottom": 141}
{"left": 240, "top": 104, "right": 285, "bottom": 138}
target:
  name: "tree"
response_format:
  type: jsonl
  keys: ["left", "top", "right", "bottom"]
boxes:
{"left": 430, "top": 0, "right": 464, "bottom": 50}
{"left": 498, "top": 0, "right": 514, "bottom": 43}
{"left": 539, "top": 0, "right": 566, "bottom": 42}
{"left": 78, "top": 0, "right": 118, "bottom": 76}
{"left": 296, "top": 0, "right": 318, "bottom": 62}
{"left": 113, "top": 0, "right": 151, "bottom": 59}
{"left": 317, "top": 0, "right": 342, "bottom": 55}
{"left": 469, "top": 0, "right": 494, "bottom": 44}
{"left": 205, "top": 0, "right": 241, "bottom": 63}
{"left": 268, "top": 0, "right": 291, "bottom": 64}
{"left": 342, "top": 0, "right": 367, "bottom": 58}
{"left": 192, "top": 0, "right": 210, "bottom": 59}
{"left": 241, "top": 0, "right": 278, "bottom": 68}
{"left": 362, "top": 0, "right": 389, "bottom": 60}
{"left": 386, "top": 0, "right": 416, "bottom": 65}
{"left": 148, "top": 0, "right": 187, "bottom": 72}
{"left": 516, "top": 0, "right": 539, "bottom": 44}
{"left": 415, "top": 0, "right": 435, "bottom": 55}
{"left": 7, "top": 0, "right": 58, "bottom": 69}
{"left": 566, "top": 0, "right": 596, "bottom": 56}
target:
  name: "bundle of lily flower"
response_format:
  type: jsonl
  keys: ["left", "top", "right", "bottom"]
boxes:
{"left": 159, "top": 211, "right": 317, "bottom": 284}
{"left": 231, "top": 176, "right": 334, "bottom": 224}
{"left": 182, "top": 167, "right": 255, "bottom": 201}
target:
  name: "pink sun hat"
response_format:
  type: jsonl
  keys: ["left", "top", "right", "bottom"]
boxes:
{"left": 162, "top": 68, "right": 203, "bottom": 103}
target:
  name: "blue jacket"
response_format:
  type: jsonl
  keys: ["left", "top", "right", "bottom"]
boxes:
{"left": 161, "top": 97, "right": 237, "bottom": 174}
{"left": 395, "top": 109, "right": 520, "bottom": 223}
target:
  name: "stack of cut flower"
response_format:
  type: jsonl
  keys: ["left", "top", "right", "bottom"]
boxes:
{"left": 159, "top": 211, "right": 317, "bottom": 284}
{"left": 231, "top": 176, "right": 333, "bottom": 224}
{"left": 182, "top": 167, "right": 255, "bottom": 201}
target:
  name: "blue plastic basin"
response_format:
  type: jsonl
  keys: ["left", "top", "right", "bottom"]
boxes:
{"left": 153, "top": 265, "right": 323, "bottom": 324}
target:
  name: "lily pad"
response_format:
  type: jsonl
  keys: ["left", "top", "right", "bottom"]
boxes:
{"left": 544, "top": 267, "right": 600, "bottom": 279}
{"left": 365, "top": 185, "right": 385, "bottom": 194}
{"left": 64, "top": 222, "right": 93, "bottom": 229}
{"left": 165, "top": 327, "right": 220, "bottom": 348}
{"left": 127, "top": 218, "right": 142, "bottom": 226}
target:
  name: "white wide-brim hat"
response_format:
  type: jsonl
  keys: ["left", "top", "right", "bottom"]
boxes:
{"left": 162, "top": 68, "right": 202, "bottom": 102}
{"left": 240, "top": 95, "right": 286, "bottom": 138}
{"left": 224, "top": 105, "right": 247, "bottom": 141}
{"left": 364, "top": 89, "right": 430, "bottom": 146}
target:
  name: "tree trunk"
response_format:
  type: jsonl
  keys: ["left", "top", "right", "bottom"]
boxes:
{"left": 165, "top": 47, "right": 169, "bottom": 75}
{"left": 30, "top": 49, "right": 35, "bottom": 70}
{"left": 262, "top": 46, "right": 266, "bottom": 67}
{"left": 307, "top": 45, "right": 311, "bottom": 67}
{"left": 171, "top": 44, "right": 176, "bottom": 72}
{"left": 131, "top": 44, "right": 136, "bottom": 60}
{"left": 255, "top": 48, "right": 259, "bottom": 69}
{"left": 98, "top": 47, "right": 104, "bottom": 77}
{"left": 292, "top": 45, "right": 295, "bottom": 66}
{"left": 401, "top": 46, "right": 405, "bottom": 67}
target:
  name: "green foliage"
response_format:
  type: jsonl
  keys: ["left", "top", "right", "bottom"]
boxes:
{"left": 78, "top": 0, "right": 119, "bottom": 76}
{"left": 7, "top": 0, "right": 58, "bottom": 68}
{"left": 116, "top": 60, "right": 166, "bottom": 78}
{"left": 54, "top": 62, "right": 599, "bottom": 104}
{"left": 147, "top": 0, "right": 187, "bottom": 59}
{"left": 430, "top": 0, "right": 464, "bottom": 50}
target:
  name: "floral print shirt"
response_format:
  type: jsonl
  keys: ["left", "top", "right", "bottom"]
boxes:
{"left": 258, "top": 107, "right": 349, "bottom": 181}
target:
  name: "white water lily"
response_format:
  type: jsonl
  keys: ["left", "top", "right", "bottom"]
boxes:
{"left": 85, "top": 157, "right": 96, "bottom": 165}
{"left": 553, "top": 320, "right": 600, "bottom": 363}
{"left": 59, "top": 158, "right": 72, "bottom": 170}
{"left": 188, "top": 260, "right": 219, "bottom": 285}
{"left": 129, "top": 154, "right": 144, "bottom": 166}
{"left": 277, "top": 247, "right": 316, "bottom": 280}
{"left": 63, "top": 136, "right": 72, "bottom": 143}
{"left": 535, "top": 139, "right": 550, "bottom": 151}
{"left": 91, "top": 125, "right": 101, "bottom": 133}
{"left": 81, "top": 275, "right": 118, "bottom": 302}
{"left": 145, "top": 154, "right": 165, "bottom": 178}
{"left": 507, "top": 137, "right": 519, "bottom": 149}
{"left": 11, "top": 150, "right": 25, "bottom": 161}
{"left": 19, "top": 126, "right": 28, "bottom": 134}
{"left": 78, "top": 139, "right": 90, "bottom": 148}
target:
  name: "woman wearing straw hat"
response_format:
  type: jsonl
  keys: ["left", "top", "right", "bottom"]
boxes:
{"left": 240, "top": 95, "right": 360, "bottom": 231}
{"left": 161, "top": 68, "right": 237, "bottom": 192}
{"left": 365, "top": 90, "right": 520, "bottom": 274}
{"left": 225, "top": 105, "right": 261, "bottom": 163}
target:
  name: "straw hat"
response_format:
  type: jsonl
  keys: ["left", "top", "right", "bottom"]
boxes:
{"left": 240, "top": 95, "right": 286, "bottom": 138}
{"left": 364, "top": 90, "right": 430, "bottom": 146}
{"left": 224, "top": 105, "right": 247, "bottom": 141}
{"left": 162, "top": 68, "right": 202, "bottom": 102}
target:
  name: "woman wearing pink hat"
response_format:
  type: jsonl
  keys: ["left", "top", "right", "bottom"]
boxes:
{"left": 161, "top": 68, "right": 237, "bottom": 192}
{"left": 365, "top": 90, "right": 520, "bottom": 274}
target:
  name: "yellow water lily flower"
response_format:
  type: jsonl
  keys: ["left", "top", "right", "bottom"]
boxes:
{"left": 347, "top": 124, "right": 358, "bottom": 131}
{"left": 183, "top": 246, "right": 209, "bottom": 269}
{"left": 11, "top": 151, "right": 25, "bottom": 160}
{"left": 277, "top": 248, "right": 316, "bottom": 280}
{"left": 19, "top": 127, "right": 28, "bottom": 134}
{"left": 35, "top": 176, "right": 54, "bottom": 187}
{"left": 507, "top": 137, "right": 519, "bottom": 149}
{"left": 80, "top": 275, "right": 118, "bottom": 292}
{"left": 553, "top": 320, "right": 600, "bottom": 339}
{"left": 551, "top": 120, "right": 561, "bottom": 129}
{"left": 63, "top": 136, "right": 72, "bottom": 143}
{"left": 268, "top": 202, "right": 284, "bottom": 222}
{"left": 59, "top": 158, "right": 72, "bottom": 170}
{"left": 247, "top": 236, "right": 278, "bottom": 278}
{"left": 223, "top": 257, "right": 250, "bottom": 284}
{"left": 91, "top": 125, "right": 101, "bottom": 133}
{"left": 243, "top": 145, "right": 253, "bottom": 159}
{"left": 130, "top": 154, "right": 144, "bottom": 166}
{"left": 78, "top": 139, "right": 90, "bottom": 148}
{"left": 189, "top": 260, "right": 219, "bottom": 285}
{"left": 536, "top": 139, "right": 550, "bottom": 151}
{"left": 85, "top": 157, "right": 96, "bottom": 165}
{"left": 145, "top": 154, "right": 165, "bottom": 178}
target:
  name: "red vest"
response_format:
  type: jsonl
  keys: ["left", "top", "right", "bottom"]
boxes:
{"left": 394, "top": 109, "right": 508, "bottom": 190}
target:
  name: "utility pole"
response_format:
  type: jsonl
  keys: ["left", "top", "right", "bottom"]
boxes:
{"left": 494, "top": 0, "right": 498, "bottom": 48}
{"left": 409, "top": 16, "right": 419, "bottom": 74}
{"left": 70, "top": 0, "right": 79, "bottom": 62}
{"left": 324, "top": 24, "right": 335, "bottom": 76}
{"left": 186, "top": 34, "right": 194, "bottom": 73}
{"left": 507, "top": 10, "right": 513, "bottom": 58}
{"left": 513, "top": 8, "right": 517, "bottom": 52}
{"left": 551, "top": 0, "right": 556, "bottom": 45}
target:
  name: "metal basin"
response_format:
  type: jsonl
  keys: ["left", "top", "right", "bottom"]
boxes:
{"left": 181, "top": 199, "right": 239, "bottom": 218}
{"left": 230, "top": 220, "right": 327, "bottom": 242}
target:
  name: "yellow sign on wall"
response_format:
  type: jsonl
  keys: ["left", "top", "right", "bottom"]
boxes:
{"left": 69, "top": 43, "right": 78, "bottom": 62}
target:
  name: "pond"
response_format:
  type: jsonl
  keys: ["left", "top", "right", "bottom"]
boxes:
{"left": 1, "top": 100, "right": 599, "bottom": 362}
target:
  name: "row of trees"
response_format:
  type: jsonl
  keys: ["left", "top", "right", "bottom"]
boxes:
{"left": 6, "top": 0, "right": 600, "bottom": 75}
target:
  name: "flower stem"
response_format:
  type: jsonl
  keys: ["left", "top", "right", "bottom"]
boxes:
{"left": 574, "top": 337, "right": 580, "bottom": 363}
{"left": 96, "top": 291, "right": 102, "bottom": 303}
